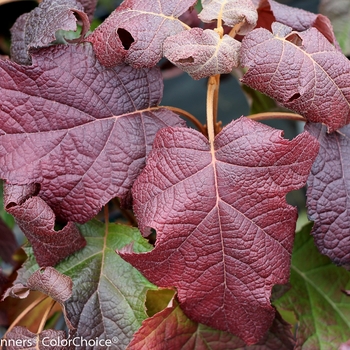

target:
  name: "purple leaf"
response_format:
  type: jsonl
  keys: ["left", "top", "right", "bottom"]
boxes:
{"left": 241, "top": 24, "right": 350, "bottom": 132}
{"left": 86, "top": 0, "right": 196, "bottom": 68}
{"left": 163, "top": 28, "right": 241, "bottom": 79}
{"left": 306, "top": 123, "right": 350, "bottom": 267}
{"left": 27, "top": 267, "right": 72, "bottom": 304}
{"left": 199, "top": 0, "right": 258, "bottom": 35}
{"left": 121, "top": 117, "right": 319, "bottom": 344}
{"left": 4, "top": 184, "right": 86, "bottom": 267}
{"left": 10, "top": 0, "right": 90, "bottom": 65}
{"left": 255, "top": 0, "right": 338, "bottom": 47}
{"left": 0, "top": 44, "right": 184, "bottom": 223}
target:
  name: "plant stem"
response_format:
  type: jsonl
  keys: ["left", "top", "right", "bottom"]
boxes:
{"left": 228, "top": 20, "right": 245, "bottom": 38}
{"left": 163, "top": 106, "right": 207, "bottom": 136}
{"left": 37, "top": 299, "right": 56, "bottom": 334}
{"left": 207, "top": 75, "right": 220, "bottom": 146}
{"left": 247, "top": 112, "right": 307, "bottom": 122}
{"left": 4, "top": 294, "right": 48, "bottom": 336}
{"left": 104, "top": 204, "right": 109, "bottom": 235}
{"left": 213, "top": 75, "right": 221, "bottom": 135}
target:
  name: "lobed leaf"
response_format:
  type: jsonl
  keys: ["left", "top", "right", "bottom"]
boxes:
{"left": 163, "top": 28, "right": 241, "bottom": 80}
{"left": 199, "top": 0, "right": 258, "bottom": 35}
{"left": 0, "top": 43, "right": 184, "bottom": 223}
{"left": 4, "top": 184, "right": 86, "bottom": 267}
{"left": 306, "top": 123, "right": 350, "bottom": 267}
{"left": 10, "top": 0, "right": 90, "bottom": 65}
{"left": 86, "top": 0, "right": 196, "bottom": 68}
{"left": 254, "top": 0, "right": 337, "bottom": 47}
{"left": 274, "top": 223, "right": 350, "bottom": 348}
{"left": 121, "top": 117, "right": 319, "bottom": 344}
{"left": 128, "top": 297, "right": 295, "bottom": 349}
{"left": 241, "top": 24, "right": 350, "bottom": 132}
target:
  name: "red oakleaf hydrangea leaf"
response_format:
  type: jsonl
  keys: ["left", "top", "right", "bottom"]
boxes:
{"left": 163, "top": 28, "right": 241, "bottom": 80}
{"left": 0, "top": 44, "right": 184, "bottom": 223}
{"left": 199, "top": 0, "right": 258, "bottom": 35}
{"left": 4, "top": 184, "right": 86, "bottom": 267}
{"left": 128, "top": 297, "right": 295, "bottom": 349}
{"left": 241, "top": 24, "right": 350, "bottom": 132}
{"left": 86, "top": 0, "right": 196, "bottom": 68}
{"left": 10, "top": 0, "right": 90, "bottom": 65}
{"left": 254, "top": 0, "right": 337, "bottom": 47}
{"left": 121, "top": 117, "right": 319, "bottom": 344}
{"left": 306, "top": 123, "right": 350, "bottom": 267}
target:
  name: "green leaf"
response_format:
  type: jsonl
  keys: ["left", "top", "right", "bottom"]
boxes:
{"left": 274, "top": 223, "right": 350, "bottom": 349}
{"left": 16, "top": 220, "right": 157, "bottom": 349}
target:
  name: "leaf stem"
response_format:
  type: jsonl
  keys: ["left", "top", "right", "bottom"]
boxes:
{"left": 207, "top": 75, "right": 221, "bottom": 145}
{"left": 228, "top": 20, "right": 245, "bottom": 38}
{"left": 4, "top": 294, "right": 48, "bottom": 336}
{"left": 247, "top": 112, "right": 307, "bottom": 122}
{"left": 163, "top": 106, "right": 207, "bottom": 136}
{"left": 104, "top": 205, "right": 109, "bottom": 235}
{"left": 37, "top": 299, "right": 56, "bottom": 334}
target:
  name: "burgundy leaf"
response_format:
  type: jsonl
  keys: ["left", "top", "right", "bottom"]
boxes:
{"left": 163, "top": 28, "right": 241, "bottom": 80}
{"left": 10, "top": 0, "right": 90, "bottom": 65}
{"left": 199, "top": 0, "right": 258, "bottom": 35}
{"left": 86, "top": 0, "right": 196, "bottom": 68}
{"left": 306, "top": 123, "right": 350, "bottom": 267}
{"left": 27, "top": 267, "right": 72, "bottom": 303}
{"left": 255, "top": 0, "right": 337, "bottom": 47}
{"left": 5, "top": 326, "right": 67, "bottom": 350}
{"left": 121, "top": 117, "right": 319, "bottom": 344}
{"left": 0, "top": 217, "right": 17, "bottom": 265}
{"left": 241, "top": 24, "right": 350, "bottom": 132}
{"left": 0, "top": 44, "right": 184, "bottom": 223}
{"left": 128, "top": 297, "right": 295, "bottom": 349}
{"left": 4, "top": 184, "right": 86, "bottom": 267}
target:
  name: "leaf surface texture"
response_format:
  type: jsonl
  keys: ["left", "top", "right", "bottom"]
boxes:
{"left": 0, "top": 44, "right": 184, "bottom": 223}
{"left": 121, "top": 117, "right": 319, "bottom": 344}
{"left": 241, "top": 25, "right": 350, "bottom": 132}
{"left": 306, "top": 123, "right": 350, "bottom": 267}
{"left": 87, "top": 0, "right": 196, "bottom": 67}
